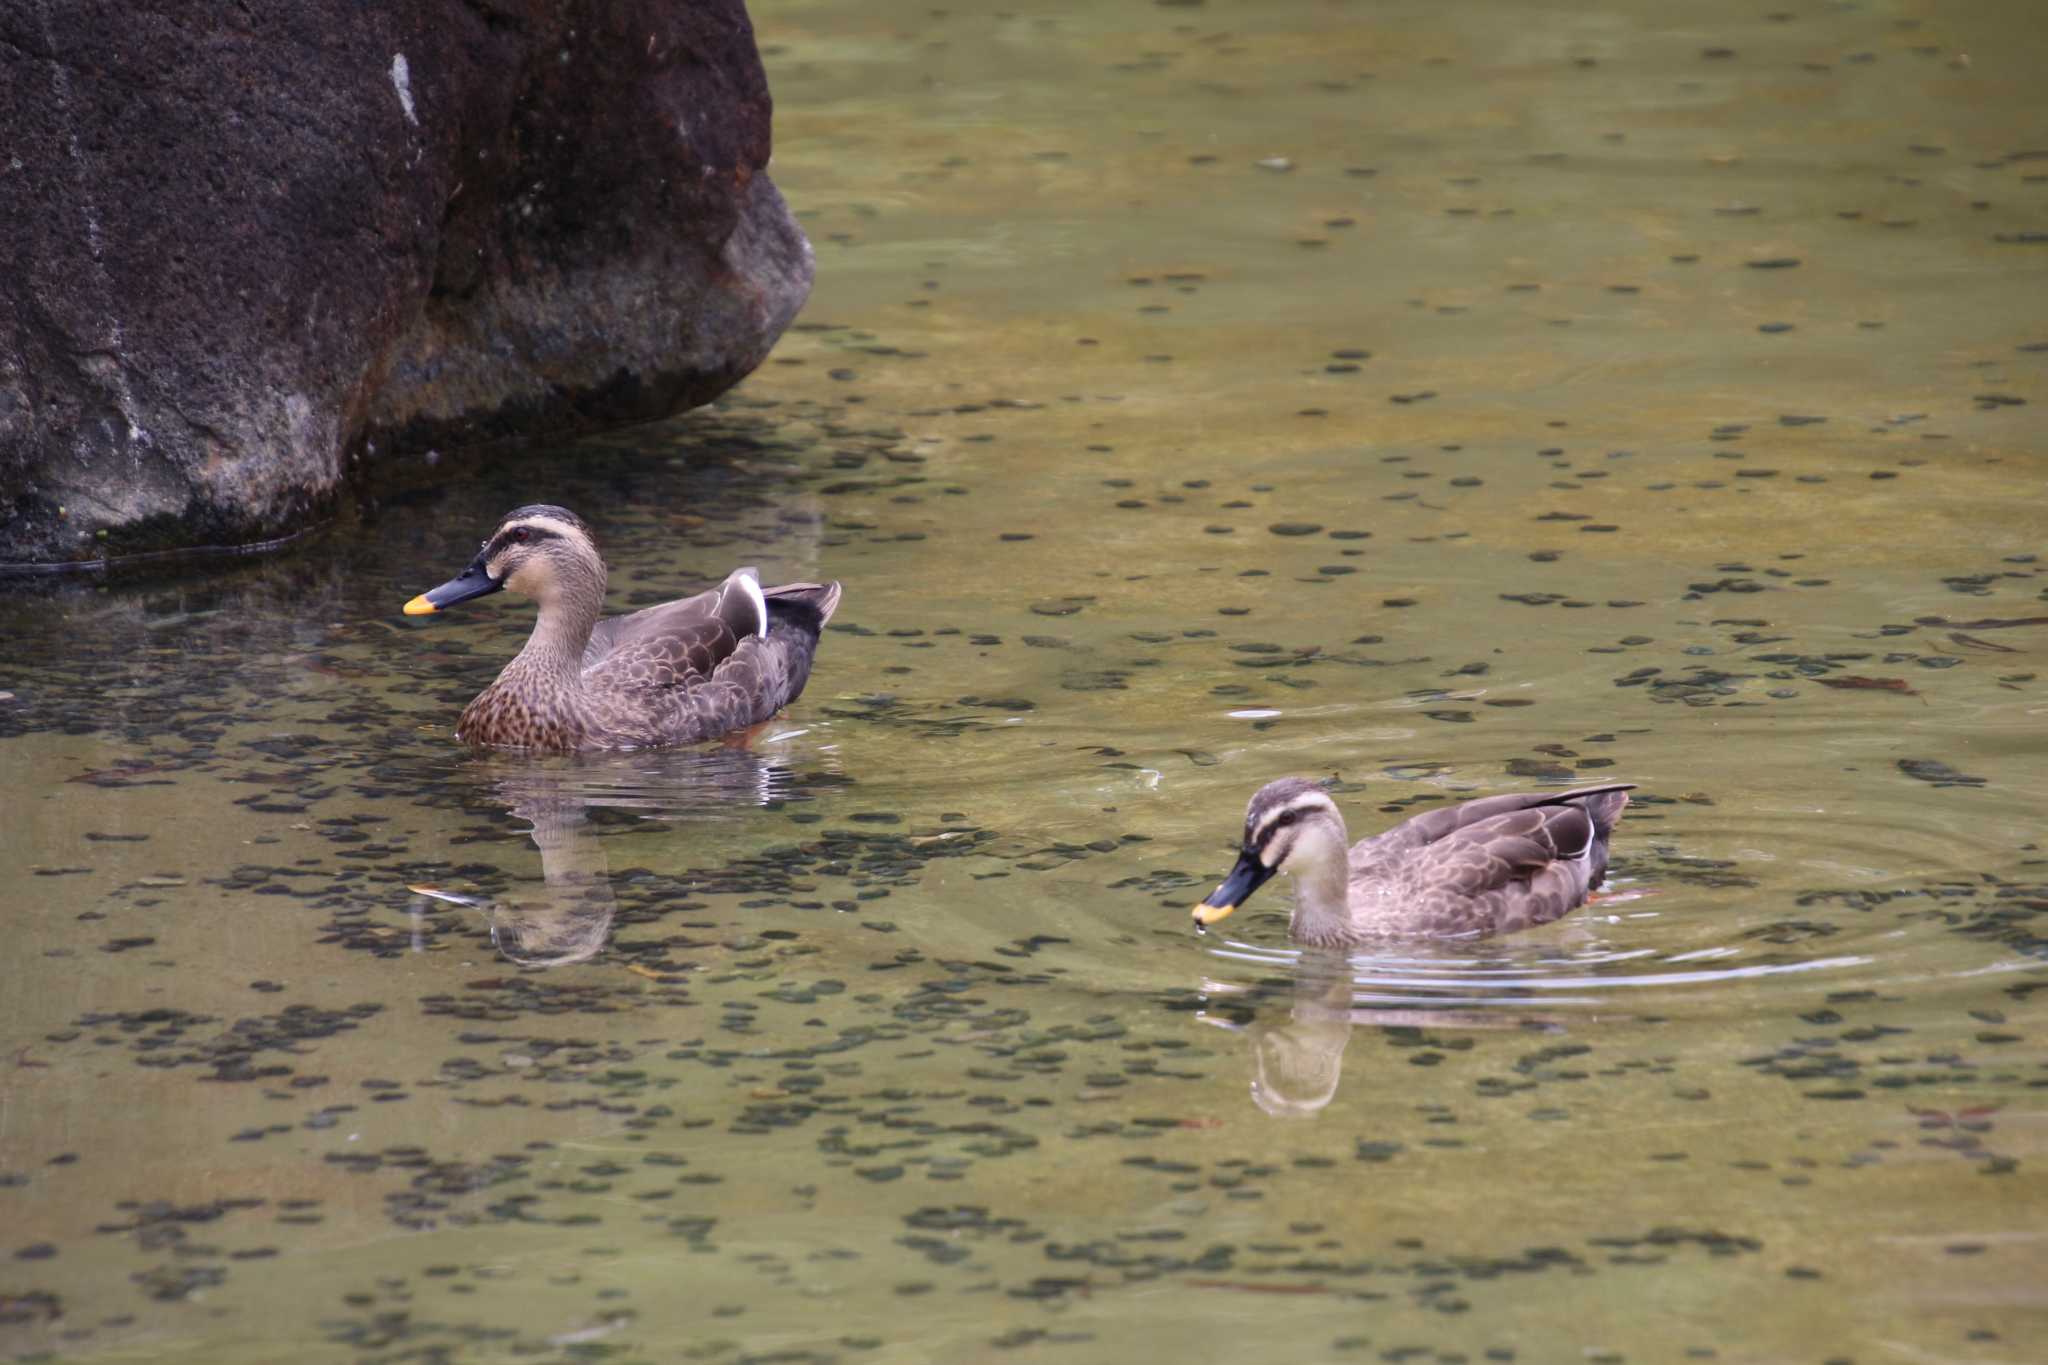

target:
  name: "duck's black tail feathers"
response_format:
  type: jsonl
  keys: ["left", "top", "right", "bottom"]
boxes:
{"left": 763, "top": 580, "right": 842, "bottom": 637}
{"left": 757, "top": 580, "right": 843, "bottom": 713}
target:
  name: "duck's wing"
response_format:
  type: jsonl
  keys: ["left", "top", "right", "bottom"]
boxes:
{"left": 580, "top": 572, "right": 843, "bottom": 745}
{"left": 581, "top": 569, "right": 768, "bottom": 678}
{"left": 1387, "top": 787, "right": 1633, "bottom": 934}
{"left": 1352, "top": 784, "right": 1634, "bottom": 865}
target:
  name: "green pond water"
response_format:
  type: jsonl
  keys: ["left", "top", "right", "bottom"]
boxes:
{"left": 4, "top": 1, "right": 2046, "bottom": 1361}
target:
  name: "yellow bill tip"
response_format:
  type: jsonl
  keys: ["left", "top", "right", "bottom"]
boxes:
{"left": 403, "top": 595, "right": 437, "bottom": 616}
{"left": 1191, "top": 900, "right": 1238, "bottom": 928}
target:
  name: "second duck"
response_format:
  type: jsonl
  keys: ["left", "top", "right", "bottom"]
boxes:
{"left": 1194, "top": 779, "right": 1634, "bottom": 944}
{"left": 404, "top": 505, "right": 841, "bottom": 751}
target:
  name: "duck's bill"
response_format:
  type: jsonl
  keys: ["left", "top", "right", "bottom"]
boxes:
{"left": 1191, "top": 850, "right": 1275, "bottom": 931}
{"left": 403, "top": 557, "right": 502, "bottom": 616}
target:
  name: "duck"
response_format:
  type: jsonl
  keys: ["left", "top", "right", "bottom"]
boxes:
{"left": 402, "top": 504, "right": 841, "bottom": 751}
{"left": 1193, "top": 778, "right": 1634, "bottom": 944}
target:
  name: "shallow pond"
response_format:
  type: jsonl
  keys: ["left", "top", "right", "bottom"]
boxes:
{"left": 4, "top": 1, "right": 2046, "bottom": 1361}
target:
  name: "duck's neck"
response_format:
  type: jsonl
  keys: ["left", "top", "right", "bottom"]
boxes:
{"left": 501, "top": 580, "right": 602, "bottom": 687}
{"left": 1286, "top": 820, "right": 1354, "bottom": 941}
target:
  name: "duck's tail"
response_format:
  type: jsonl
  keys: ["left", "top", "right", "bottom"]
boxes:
{"left": 749, "top": 579, "right": 843, "bottom": 715}
{"left": 764, "top": 579, "right": 842, "bottom": 632}
{"left": 1558, "top": 785, "right": 1633, "bottom": 889}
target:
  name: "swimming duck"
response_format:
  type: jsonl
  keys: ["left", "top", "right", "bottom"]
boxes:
{"left": 1194, "top": 779, "right": 1633, "bottom": 944}
{"left": 403, "top": 505, "right": 841, "bottom": 751}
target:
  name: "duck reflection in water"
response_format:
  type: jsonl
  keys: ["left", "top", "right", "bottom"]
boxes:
{"left": 1238, "top": 951, "right": 1358, "bottom": 1118}
{"left": 411, "top": 739, "right": 813, "bottom": 967}
{"left": 1208, "top": 946, "right": 1573, "bottom": 1118}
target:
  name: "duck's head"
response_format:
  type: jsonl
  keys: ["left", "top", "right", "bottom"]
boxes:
{"left": 404, "top": 505, "right": 604, "bottom": 615}
{"left": 1192, "top": 777, "right": 1346, "bottom": 931}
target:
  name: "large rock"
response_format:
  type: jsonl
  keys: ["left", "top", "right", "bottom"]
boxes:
{"left": 0, "top": 0, "right": 811, "bottom": 568}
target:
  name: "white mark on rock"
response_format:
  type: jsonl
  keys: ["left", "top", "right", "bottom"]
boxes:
{"left": 391, "top": 53, "right": 417, "bottom": 125}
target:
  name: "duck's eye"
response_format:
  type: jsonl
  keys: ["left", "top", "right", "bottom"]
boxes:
{"left": 511, "top": 527, "right": 530, "bottom": 543}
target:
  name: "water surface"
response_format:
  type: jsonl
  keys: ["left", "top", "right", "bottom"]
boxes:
{"left": 4, "top": 1, "right": 2046, "bottom": 1361}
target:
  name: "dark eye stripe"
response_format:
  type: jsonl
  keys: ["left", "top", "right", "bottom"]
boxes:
{"left": 1251, "top": 809, "right": 1296, "bottom": 848}
{"left": 1254, "top": 800, "right": 1333, "bottom": 844}
{"left": 487, "top": 525, "right": 557, "bottom": 557}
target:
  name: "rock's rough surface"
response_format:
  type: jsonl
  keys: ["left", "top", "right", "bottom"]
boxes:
{"left": 0, "top": 0, "right": 811, "bottom": 567}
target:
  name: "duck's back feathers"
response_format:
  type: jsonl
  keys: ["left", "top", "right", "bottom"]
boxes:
{"left": 1361, "top": 785, "right": 1633, "bottom": 938}
{"left": 1352, "top": 785, "right": 1629, "bottom": 861}
{"left": 564, "top": 572, "right": 840, "bottom": 748}
{"left": 582, "top": 569, "right": 765, "bottom": 677}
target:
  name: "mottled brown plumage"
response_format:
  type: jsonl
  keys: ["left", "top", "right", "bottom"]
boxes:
{"left": 403, "top": 505, "right": 841, "bottom": 751}
{"left": 1194, "top": 778, "right": 1634, "bottom": 944}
